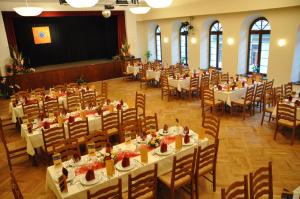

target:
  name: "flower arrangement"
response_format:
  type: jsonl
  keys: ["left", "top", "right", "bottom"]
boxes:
{"left": 148, "top": 135, "right": 161, "bottom": 148}
{"left": 99, "top": 150, "right": 118, "bottom": 163}
{"left": 181, "top": 17, "right": 195, "bottom": 35}
{"left": 120, "top": 38, "right": 131, "bottom": 57}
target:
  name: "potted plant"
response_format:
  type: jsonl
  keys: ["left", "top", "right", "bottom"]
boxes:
{"left": 144, "top": 50, "right": 152, "bottom": 63}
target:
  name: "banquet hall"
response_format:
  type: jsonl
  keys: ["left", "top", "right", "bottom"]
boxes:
{"left": 0, "top": 0, "right": 300, "bottom": 199}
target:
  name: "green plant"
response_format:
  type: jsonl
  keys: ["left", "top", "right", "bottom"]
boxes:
{"left": 144, "top": 50, "right": 152, "bottom": 62}
{"left": 252, "top": 65, "right": 260, "bottom": 73}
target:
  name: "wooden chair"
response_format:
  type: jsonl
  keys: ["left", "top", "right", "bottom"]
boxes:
{"left": 202, "top": 88, "right": 224, "bottom": 116}
{"left": 260, "top": 90, "right": 275, "bottom": 125}
{"left": 252, "top": 83, "right": 265, "bottom": 114}
{"left": 183, "top": 76, "right": 200, "bottom": 99}
{"left": 0, "top": 118, "right": 27, "bottom": 171}
{"left": 126, "top": 164, "right": 158, "bottom": 199}
{"left": 211, "top": 73, "right": 219, "bottom": 86}
{"left": 14, "top": 91, "right": 30, "bottom": 100}
{"left": 66, "top": 82, "right": 78, "bottom": 89}
{"left": 139, "top": 113, "right": 158, "bottom": 135}
{"left": 199, "top": 74, "right": 210, "bottom": 102}
{"left": 96, "top": 95, "right": 106, "bottom": 107}
{"left": 159, "top": 149, "right": 197, "bottom": 199}
{"left": 220, "top": 72, "right": 229, "bottom": 83}
{"left": 195, "top": 140, "right": 219, "bottom": 198}
{"left": 81, "top": 89, "right": 96, "bottom": 109}
{"left": 249, "top": 162, "right": 273, "bottom": 199}
{"left": 274, "top": 102, "right": 300, "bottom": 145}
{"left": 53, "top": 84, "right": 65, "bottom": 92}
{"left": 87, "top": 178, "right": 122, "bottom": 199}
{"left": 22, "top": 101, "right": 40, "bottom": 122}
{"left": 32, "top": 87, "right": 45, "bottom": 96}
{"left": 10, "top": 171, "right": 24, "bottom": 199}
{"left": 101, "top": 81, "right": 108, "bottom": 99}
{"left": 161, "top": 75, "right": 176, "bottom": 101}
{"left": 53, "top": 138, "right": 80, "bottom": 161}
{"left": 202, "top": 113, "right": 220, "bottom": 143}
{"left": 66, "top": 92, "right": 81, "bottom": 112}
{"left": 284, "top": 82, "right": 293, "bottom": 97}
{"left": 121, "top": 107, "right": 138, "bottom": 125}
{"left": 68, "top": 120, "right": 89, "bottom": 144}
{"left": 42, "top": 126, "right": 66, "bottom": 165}
{"left": 273, "top": 86, "right": 283, "bottom": 104}
{"left": 264, "top": 79, "right": 274, "bottom": 93}
{"left": 101, "top": 111, "right": 120, "bottom": 143}
{"left": 221, "top": 175, "right": 249, "bottom": 199}
{"left": 84, "top": 131, "right": 108, "bottom": 152}
{"left": 135, "top": 92, "right": 146, "bottom": 118}
{"left": 231, "top": 86, "right": 255, "bottom": 120}
{"left": 43, "top": 97, "right": 60, "bottom": 116}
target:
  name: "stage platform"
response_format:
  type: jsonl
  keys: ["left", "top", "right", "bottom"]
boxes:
{"left": 12, "top": 59, "right": 124, "bottom": 90}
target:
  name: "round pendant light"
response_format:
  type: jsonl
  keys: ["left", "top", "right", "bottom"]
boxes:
{"left": 13, "top": 0, "right": 43, "bottom": 17}
{"left": 129, "top": 6, "right": 151, "bottom": 14}
{"left": 145, "top": 0, "right": 173, "bottom": 8}
{"left": 102, "top": 10, "right": 111, "bottom": 18}
{"left": 66, "top": 0, "right": 99, "bottom": 8}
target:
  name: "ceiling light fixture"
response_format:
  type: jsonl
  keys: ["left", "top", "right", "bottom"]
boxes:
{"left": 102, "top": 9, "right": 111, "bottom": 18}
{"left": 14, "top": 0, "right": 43, "bottom": 17}
{"left": 129, "top": 6, "right": 151, "bottom": 14}
{"left": 145, "top": 0, "right": 173, "bottom": 8}
{"left": 65, "top": 0, "right": 99, "bottom": 8}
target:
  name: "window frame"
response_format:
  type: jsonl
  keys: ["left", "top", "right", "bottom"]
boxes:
{"left": 155, "top": 26, "right": 162, "bottom": 62}
{"left": 208, "top": 21, "right": 223, "bottom": 69}
{"left": 179, "top": 25, "right": 188, "bottom": 66}
{"left": 247, "top": 17, "right": 271, "bottom": 74}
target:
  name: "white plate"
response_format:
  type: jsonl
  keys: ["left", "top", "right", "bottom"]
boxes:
{"left": 80, "top": 174, "right": 101, "bottom": 186}
{"left": 154, "top": 147, "right": 174, "bottom": 156}
{"left": 182, "top": 139, "right": 195, "bottom": 146}
{"left": 115, "top": 161, "right": 136, "bottom": 171}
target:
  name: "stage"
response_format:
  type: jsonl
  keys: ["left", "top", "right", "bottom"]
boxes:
{"left": 12, "top": 59, "right": 124, "bottom": 90}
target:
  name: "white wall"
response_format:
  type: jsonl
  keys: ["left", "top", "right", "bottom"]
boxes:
{"left": 291, "top": 27, "right": 300, "bottom": 82}
{"left": 0, "top": 13, "right": 10, "bottom": 76}
{"left": 137, "top": 6, "right": 300, "bottom": 85}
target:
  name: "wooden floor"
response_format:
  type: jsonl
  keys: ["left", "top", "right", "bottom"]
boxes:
{"left": 0, "top": 78, "right": 299, "bottom": 199}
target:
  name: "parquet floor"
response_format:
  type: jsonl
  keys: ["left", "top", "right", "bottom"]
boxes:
{"left": 0, "top": 78, "right": 299, "bottom": 199}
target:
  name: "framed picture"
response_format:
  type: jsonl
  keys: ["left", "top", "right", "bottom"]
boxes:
{"left": 32, "top": 26, "right": 51, "bottom": 44}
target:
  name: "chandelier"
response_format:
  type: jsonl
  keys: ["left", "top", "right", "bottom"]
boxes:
{"left": 144, "top": 0, "right": 173, "bottom": 8}
{"left": 14, "top": 0, "right": 43, "bottom": 17}
{"left": 66, "top": 0, "right": 99, "bottom": 8}
{"left": 129, "top": 6, "right": 151, "bottom": 14}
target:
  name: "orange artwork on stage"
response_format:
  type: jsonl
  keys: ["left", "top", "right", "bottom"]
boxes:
{"left": 32, "top": 26, "right": 51, "bottom": 44}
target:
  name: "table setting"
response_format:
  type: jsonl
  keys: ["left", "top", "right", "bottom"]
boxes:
{"left": 272, "top": 91, "right": 300, "bottom": 120}
{"left": 46, "top": 122, "right": 208, "bottom": 199}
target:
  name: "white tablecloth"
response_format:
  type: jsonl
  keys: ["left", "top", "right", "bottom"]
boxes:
{"left": 146, "top": 70, "right": 161, "bottom": 82}
{"left": 168, "top": 77, "right": 190, "bottom": 92}
{"left": 126, "top": 66, "right": 141, "bottom": 76}
{"left": 46, "top": 129, "right": 209, "bottom": 199}
{"left": 214, "top": 87, "right": 247, "bottom": 106}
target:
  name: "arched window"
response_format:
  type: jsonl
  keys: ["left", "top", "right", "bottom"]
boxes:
{"left": 155, "top": 26, "right": 162, "bottom": 61}
{"left": 247, "top": 17, "right": 271, "bottom": 74}
{"left": 179, "top": 25, "right": 188, "bottom": 65}
{"left": 209, "top": 21, "right": 222, "bottom": 69}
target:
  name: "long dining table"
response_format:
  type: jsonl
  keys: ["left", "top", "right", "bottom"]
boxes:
{"left": 46, "top": 127, "right": 209, "bottom": 199}
{"left": 21, "top": 101, "right": 129, "bottom": 156}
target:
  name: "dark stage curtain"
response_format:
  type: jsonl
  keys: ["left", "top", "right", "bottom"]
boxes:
{"left": 2, "top": 11, "right": 126, "bottom": 67}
